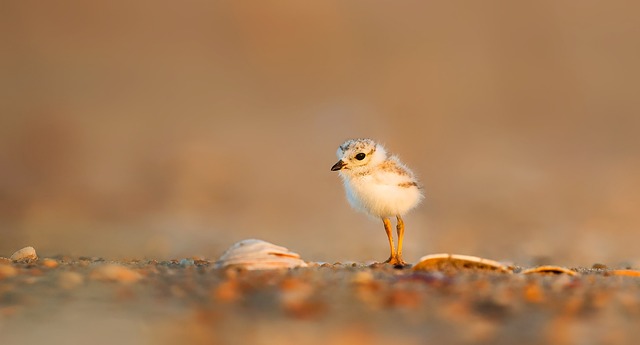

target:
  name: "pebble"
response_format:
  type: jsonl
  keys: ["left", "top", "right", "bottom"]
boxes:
{"left": 279, "top": 277, "right": 323, "bottom": 318}
{"left": 41, "top": 258, "right": 59, "bottom": 268}
{"left": 386, "top": 287, "right": 422, "bottom": 309}
{"left": 523, "top": 282, "right": 545, "bottom": 303}
{"left": 213, "top": 279, "right": 241, "bottom": 303}
{"left": 351, "top": 271, "right": 375, "bottom": 284}
{"left": 10, "top": 246, "right": 38, "bottom": 262}
{"left": 58, "top": 271, "right": 84, "bottom": 289}
{"left": 0, "top": 264, "right": 18, "bottom": 279}
{"left": 179, "top": 259, "right": 195, "bottom": 266}
{"left": 90, "top": 264, "right": 142, "bottom": 283}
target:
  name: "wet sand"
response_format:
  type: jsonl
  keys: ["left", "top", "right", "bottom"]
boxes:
{"left": 1, "top": 257, "right": 639, "bottom": 345}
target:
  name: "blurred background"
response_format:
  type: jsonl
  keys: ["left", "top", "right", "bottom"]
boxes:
{"left": 1, "top": 1, "right": 639, "bottom": 266}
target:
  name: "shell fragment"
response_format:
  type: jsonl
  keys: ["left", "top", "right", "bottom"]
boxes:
{"left": 413, "top": 253, "right": 512, "bottom": 273}
{"left": 521, "top": 266, "right": 578, "bottom": 276}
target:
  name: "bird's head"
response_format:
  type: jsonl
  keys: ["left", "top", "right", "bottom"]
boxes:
{"left": 331, "top": 138, "right": 387, "bottom": 173}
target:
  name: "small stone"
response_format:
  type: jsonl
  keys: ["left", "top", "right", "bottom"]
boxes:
{"left": 179, "top": 259, "right": 195, "bottom": 266}
{"left": 213, "top": 279, "right": 241, "bottom": 303}
{"left": 41, "top": 258, "right": 59, "bottom": 268}
{"left": 58, "top": 271, "right": 84, "bottom": 289}
{"left": 523, "top": 282, "right": 545, "bottom": 303}
{"left": 279, "top": 277, "right": 323, "bottom": 318}
{"left": 28, "top": 268, "right": 44, "bottom": 276}
{"left": 193, "top": 259, "right": 209, "bottom": 266}
{"left": 368, "top": 262, "right": 385, "bottom": 269}
{"left": 386, "top": 288, "right": 422, "bottom": 309}
{"left": 90, "top": 264, "right": 141, "bottom": 283}
{"left": 10, "top": 246, "right": 38, "bottom": 262}
{"left": 304, "top": 262, "right": 324, "bottom": 268}
{"left": 352, "top": 271, "right": 374, "bottom": 284}
{"left": 0, "top": 264, "right": 18, "bottom": 279}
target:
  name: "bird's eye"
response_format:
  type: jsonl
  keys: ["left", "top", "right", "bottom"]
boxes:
{"left": 355, "top": 153, "right": 366, "bottom": 160}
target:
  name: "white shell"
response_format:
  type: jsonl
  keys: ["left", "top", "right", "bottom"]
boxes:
{"left": 215, "top": 239, "right": 308, "bottom": 270}
{"left": 10, "top": 246, "right": 38, "bottom": 262}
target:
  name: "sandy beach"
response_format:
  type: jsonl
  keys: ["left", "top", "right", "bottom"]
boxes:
{"left": 2, "top": 255, "right": 639, "bottom": 345}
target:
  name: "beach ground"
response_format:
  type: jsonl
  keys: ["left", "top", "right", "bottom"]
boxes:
{"left": 1, "top": 256, "right": 639, "bottom": 345}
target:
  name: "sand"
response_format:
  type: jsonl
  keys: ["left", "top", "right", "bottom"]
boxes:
{"left": 1, "top": 256, "right": 639, "bottom": 345}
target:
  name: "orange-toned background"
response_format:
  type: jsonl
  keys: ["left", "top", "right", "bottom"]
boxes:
{"left": 2, "top": 1, "right": 639, "bottom": 266}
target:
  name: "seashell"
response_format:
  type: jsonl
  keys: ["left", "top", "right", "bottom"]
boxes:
{"left": 413, "top": 253, "right": 512, "bottom": 273}
{"left": 10, "top": 246, "right": 38, "bottom": 262}
{"left": 521, "top": 265, "right": 578, "bottom": 276}
{"left": 215, "top": 239, "right": 308, "bottom": 270}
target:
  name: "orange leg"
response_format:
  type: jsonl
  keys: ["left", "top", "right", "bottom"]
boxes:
{"left": 395, "top": 215, "right": 408, "bottom": 266}
{"left": 381, "top": 217, "right": 397, "bottom": 263}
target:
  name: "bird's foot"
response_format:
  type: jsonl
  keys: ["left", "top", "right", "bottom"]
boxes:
{"left": 384, "top": 256, "right": 409, "bottom": 268}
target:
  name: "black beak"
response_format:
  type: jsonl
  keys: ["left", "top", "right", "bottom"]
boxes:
{"left": 331, "top": 160, "right": 346, "bottom": 171}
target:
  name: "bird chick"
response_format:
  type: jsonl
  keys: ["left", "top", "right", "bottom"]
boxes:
{"left": 331, "top": 138, "right": 423, "bottom": 266}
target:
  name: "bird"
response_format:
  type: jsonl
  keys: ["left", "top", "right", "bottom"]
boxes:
{"left": 331, "top": 138, "right": 424, "bottom": 266}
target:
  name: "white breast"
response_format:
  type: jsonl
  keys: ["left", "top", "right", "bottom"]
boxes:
{"left": 343, "top": 173, "right": 423, "bottom": 218}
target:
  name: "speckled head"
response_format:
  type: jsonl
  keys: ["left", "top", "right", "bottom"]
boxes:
{"left": 331, "top": 138, "right": 387, "bottom": 173}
